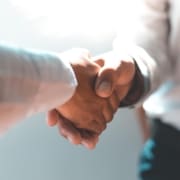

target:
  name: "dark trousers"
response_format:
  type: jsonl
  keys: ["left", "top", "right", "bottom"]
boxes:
{"left": 139, "top": 119, "right": 180, "bottom": 180}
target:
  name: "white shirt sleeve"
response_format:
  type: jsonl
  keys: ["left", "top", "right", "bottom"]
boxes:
{"left": 113, "top": 0, "right": 172, "bottom": 98}
{"left": 0, "top": 43, "right": 77, "bottom": 133}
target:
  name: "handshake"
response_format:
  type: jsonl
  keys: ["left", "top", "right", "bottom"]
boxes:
{"left": 47, "top": 49, "right": 136, "bottom": 149}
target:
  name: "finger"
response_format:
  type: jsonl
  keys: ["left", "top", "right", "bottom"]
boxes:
{"left": 116, "top": 83, "right": 132, "bottom": 101}
{"left": 93, "top": 53, "right": 135, "bottom": 98}
{"left": 74, "top": 110, "right": 106, "bottom": 134}
{"left": 46, "top": 110, "right": 58, "bottom": 127}
{"left": 57, "top": 113, "right": 82, "bottom": 145}
{"left": 102, "top": 101, "right": 114, "bottom": 123}
{"left": 93, "top": 52, "right": 121, "bottom": 98}
{"left": 87, "top": 113, "right": 107, "bottom": 134}
{"left": 83, "top": 134, "right": 99, "bottom": 150}
{"left": 109, "top": 92, "right": 120, "bottom": 112}
{"left": 95, "top": 67, "right": 115, "bottom": 98}
{"left": 81, "top": 130, "right": 99, "bottom": 149}
{"left": 113, "top": 58, "right": 135, "bottom": 85}
{"left": 93, "top": 58, "right": 104, "bottom": 67}
{"left": 82, "top": 138, "right": 98, "bottom": 149}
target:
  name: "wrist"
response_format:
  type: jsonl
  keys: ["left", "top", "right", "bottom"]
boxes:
{"left": 120, "top": 60, "right": 150, "bottom": 107}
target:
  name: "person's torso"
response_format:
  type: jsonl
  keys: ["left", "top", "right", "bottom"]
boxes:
{"left": 144, "top": 0, "right": 180, "bottom": 129}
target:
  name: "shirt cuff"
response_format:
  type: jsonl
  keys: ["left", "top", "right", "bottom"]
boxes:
{"left": 28, "top": 51, "right": 78, "bottom": 115}
{"left": 113, "top": 44, "right": 152, "bottom": 107}
{"left": 120, "top": 59, "right": 150, "bottom": 108}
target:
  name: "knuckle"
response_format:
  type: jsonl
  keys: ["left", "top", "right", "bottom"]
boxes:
{"left": 106, "top": 114, "right": 113, "bottom": 123}
{"left": 59, "top": 128, "right": 67, "bottom": 138}
{"left": 91, "top": 120, "right": 106, "bottom": 133}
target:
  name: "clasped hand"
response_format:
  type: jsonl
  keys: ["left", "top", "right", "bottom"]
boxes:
{"left": 47, "top": 49, "right": 135, "bottom": 149}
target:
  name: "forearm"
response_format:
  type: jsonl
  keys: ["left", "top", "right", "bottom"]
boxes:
{"left": 114, "top": 0, "right": 172, "bottom": 105}
{"left": 0, "top": 44, "right": 77, "bottom": 132}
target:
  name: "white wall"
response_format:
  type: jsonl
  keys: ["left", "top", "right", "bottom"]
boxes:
{"left": 0, "top": 1, "right": 143, "bottom": 180}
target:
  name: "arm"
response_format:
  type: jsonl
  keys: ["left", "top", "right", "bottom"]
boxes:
{"left": 135, "top": 106, "right": 150, "bottom": 142}
{"left": 113, "top": 0, "right": 172, "bottom": 104}
{"left": 0, "top": 43, "right": 77, "bottom": 132}
{"left": 48, "top": 50, "right": 119, "bottom": 149}
{"left": 47, "top": 0, "right": 172, "bottom": 148}
{"left": 0, "top": 45, "right": 115, "bottom": 149}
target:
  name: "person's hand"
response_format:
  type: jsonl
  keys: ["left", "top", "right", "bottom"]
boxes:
{"left": 47, "top": 109, "right": 99, "bottom": 149}
{"left": 57, "top": 49, "right": 118, "bottom": 131}
{"left": 47, "top": 49, "right": 120, "bottom": 149}
{"left": 93, "top": 51, "right": 135, "bottom": 102}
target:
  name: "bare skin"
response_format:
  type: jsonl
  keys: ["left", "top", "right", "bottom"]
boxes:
{"left": 47, "top": 50, "right": 135, "bottom": 149}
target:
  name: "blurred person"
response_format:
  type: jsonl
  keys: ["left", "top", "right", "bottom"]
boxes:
{"left": 50, "top": 0, "right": 180, "bottom": 179}
{"left": 137, "top": 82, "right": 178, "bottom": 180}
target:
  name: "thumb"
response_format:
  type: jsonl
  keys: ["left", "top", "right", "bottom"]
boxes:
{"left": 92, "top": 51, "right": 135, "bottom": 98}
{"left": 93, "top": 53, "right": 118, "bottom": 98}
{"left": 46, "top": 110, "right": 59, "bottom": 127}
{"left": 95, "top": 67, "right": 116, "bottom": 98}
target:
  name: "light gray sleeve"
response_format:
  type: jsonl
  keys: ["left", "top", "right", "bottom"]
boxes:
{"left": 114, "top": 0, "right": 172, "bottom": 99}
{"left": 0, "top": 43, "right": 77, "bottom": 133}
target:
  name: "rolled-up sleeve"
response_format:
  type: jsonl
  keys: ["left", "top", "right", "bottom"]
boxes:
{"left": 0, "top": 43, "right": 77, "bottom": 132}
{"left": 114, "top": 0, "right": 172, "bottom": 104}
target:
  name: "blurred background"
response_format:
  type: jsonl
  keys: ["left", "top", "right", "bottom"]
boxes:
{"left": 0, "top": 0, "right": 143, "bottom": 179}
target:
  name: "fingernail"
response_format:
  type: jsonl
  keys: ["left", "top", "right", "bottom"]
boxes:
{"left": 68, "top": 136, "right": 81, "bottom": 145}
{"left": 67, "top": 136, "right": 74, "bottom": 144}
{"left": 97, "top": 81, "right": 112, "bottom": 97}
{"left": 82, "top": 141, "right": 94, "bottom": 150}
{"left": 98, "top": 81, "right": 111, "bottom": 91}
{"left": 81, "top": 141, "right": 89, "bottom": 148}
